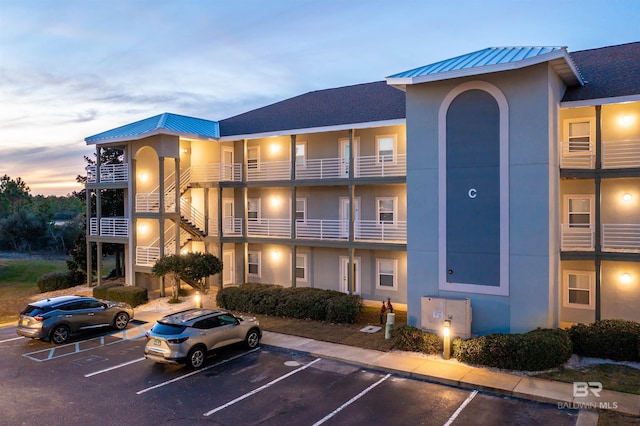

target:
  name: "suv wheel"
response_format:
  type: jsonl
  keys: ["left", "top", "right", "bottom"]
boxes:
{"left": 245, "top": 329, "right": 260, "bottom": 349}
{"left": 51, "top": 325, "right": 70, "bottom": 344}
{"left": 186, "top": 346, "right": 206, "bottom": 369}
{"left": 114, "top": 312, "right": 130, "bottom": 330}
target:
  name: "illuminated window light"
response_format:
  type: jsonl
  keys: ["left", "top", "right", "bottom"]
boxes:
{"left": 622, "top": 193, "right": 632, "bottom": 202}
{"left": 621, "top": 273, "right": 632, "bottom": 284}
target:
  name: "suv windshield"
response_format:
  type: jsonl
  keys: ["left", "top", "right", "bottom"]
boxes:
{"left": 153, "top": 322, "right": 187, "bottom": 335}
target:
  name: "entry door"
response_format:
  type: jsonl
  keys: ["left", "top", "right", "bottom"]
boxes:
{"left": 340, "top": 257, "right": 361, "bottom": 294}
{"left": 222, "top": 148, "right": 234, "bottom": 181}
{"left": 340, "top": 197, "right": 360, "bottom": 238}
{"left": 340, "top": 139, "right": 359, "bottom": 177}
{"left": 223, "top": 199, "right": 234, "bottom": 235}
{"left": 222, "top": 250, "right": 234, "bottom": 285}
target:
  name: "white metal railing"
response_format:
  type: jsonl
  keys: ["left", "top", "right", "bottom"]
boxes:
{"left": 208, "top": 218, "right": 218, "bottom": 237}
{"left": 86, "top": 163, "right": 129, "bottom": 183}
{"left": 180, "top": 199, "right": 206, "bottom": 232}
{"left": 136, "top": 246, "right": 160, "bottom": 266}
{"left": 295, "top": 158, "right": 342, "bottom": 180}
{"left": 354, "top": 220, "right": 407, "bottom": 242}
{"left": 246, "top": 161, "right": 290, "bottom": 181}
{"left": 560, "top": 141, "right": 594, "bottom": 169}
{"left": 222, "top": 218, "right": 243, "bottom": 236}
{"left": 602, "top": 223, "right": 640, "bottom": 252}
{"left": 136, "top": 193, "right": 160, "bottom": 212}
{"left": 561, "top": 224, "right": 595, "bottom": 251}
{"left": 602, "top": 139, "right": 640, "bottom": 169}
{"left": 296, "top": 219, "right": 345, "bottom": 240}
{"left": 89, "top": 218, "right": 129, "bottom": 237}
{"left": 247, "top": 219, "right": 291, "bottom": 238}
{"left": 90, "top": 218, "right": 97, "bottom": 236}
{"left": 191, "top": 163, "right": 242, "bottom": 182}
{"left": 355, "top": 154, "right": 406, "bottom": 177}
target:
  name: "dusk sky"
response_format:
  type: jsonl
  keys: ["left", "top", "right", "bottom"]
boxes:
{"left": 1, "top": 0, "right": 638, "bottom": 196}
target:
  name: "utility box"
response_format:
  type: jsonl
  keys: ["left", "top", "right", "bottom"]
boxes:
{"left": 421, "top": 297, "right": 472, "bottom": 339}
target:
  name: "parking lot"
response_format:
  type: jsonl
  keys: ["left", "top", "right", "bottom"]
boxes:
{"left": 0, "top": 322, "right": 581, "bottom": 425}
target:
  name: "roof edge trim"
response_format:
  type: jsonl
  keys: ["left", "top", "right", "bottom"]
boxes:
{"left": 561, "top": 94, "right": 640, "bottom": 108}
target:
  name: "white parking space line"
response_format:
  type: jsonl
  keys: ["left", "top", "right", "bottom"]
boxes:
{"left": 136, "top": 348, "right": 261, "bottom": 395}
{"left": 203, "top": 357, "right": 322, "bottom": 417}
{"left": 85, "top": 357, "right": 146, "bottom": 377}
{"left": 443, "top": 390, "right": 478, "bottom": 426}
{"left": 0, "top": 336, "right": 25, "bottom": 343}
{"left": 312, "top": 373, "right": 391, "bottom": 426}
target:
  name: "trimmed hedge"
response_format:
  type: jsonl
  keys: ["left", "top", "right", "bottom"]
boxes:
{"left": 394, "top": 325, "right": 442, "bottom": 354}
{"left": 93, "top": 284, "right": 148, "bottom": 308}
{"left": 216, "top": 283, "right": 362, "bottom": 323}
{"left": 568, "top": 319, "right": 640, "bottom": 361}
{"left": 453, "top": 328, "right": 573, "bottom": 371}
{"left": 37, "top": 271, "right": 85, "bottom": 293}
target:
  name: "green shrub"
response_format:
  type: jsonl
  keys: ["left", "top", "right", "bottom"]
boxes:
{"left": 104, "top": 286, "right": 148, "bottom": 308}
{"left": 394, "top": 325, "right": 442, "bottom": 354}
{"left": 37, "top": 271, "right": 86, "bottom": 292}
{"left": 93, "top": 283, "right": 124, "bottom": 299}
{"left": 453, "top": 328, "right": 573, "bottom": 371}
{"left": 216, "top": 283, "right": 362, "bottom": 323}
{"left": 568, "top": 320, "right": 640, "bottom": 361}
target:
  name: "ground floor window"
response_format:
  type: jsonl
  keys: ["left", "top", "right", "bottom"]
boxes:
{"left": 295, "top": 253, "right": 307, "bottom": 282}
{"left": 376, "top": 258, "right": 397, "bottom": 290}
{"left": 563, "top": 270, "right": 594, "bottom": 309}
{"left": 248, "top": 251, "right": 261, "bottom": 277}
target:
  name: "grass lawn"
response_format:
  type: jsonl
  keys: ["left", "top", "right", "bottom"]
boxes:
{"left": 533, "top": 364, "right": 640, "bottom": 395}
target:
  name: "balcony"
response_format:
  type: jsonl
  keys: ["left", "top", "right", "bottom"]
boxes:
{"left": 560, "top": 139, "right": 640, "bottom": 169}
{"left": 296, "top": 220, "right": 345, "bottom": 240}
{"left": 136, "top": 246, "right": 160, "bottom": 267}
{"left": 191, "top": 163, "right": 241, "bottom": 182}
{"left": 86, "top": 164, "right": 129, "bottom": 183}
{"left": 247, "top": 219, "right": 291, "bottom": 238}
{"left": 89, "top": 217, "right": 129, "bottom": 238}
{"left": 222, "top": 218, "right": 243, "bottom": 237}
{"left": 561, "top": 225, "right": 594, "bottom": 251}
{"left": 355, "top": 155, "right": 406, "bottom": 178}
{"left": 355, "top": 220, "right": 407, "bottom": 243}
{"left": 561, "top": 224, "right": 640, "bottom": 252}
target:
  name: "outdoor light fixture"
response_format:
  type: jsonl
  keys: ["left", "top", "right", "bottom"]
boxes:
{"left": 621, "top": 114, "right": 632, "bottom": 125}
{"left": 270, "top": 143, "right": 281, "bottom": 154}
{"left": 138, "top": 224, "right": 148, "bottom": 234}
{"left": 623, "top": 193, "right": 632, "bottom": 202}
{"left": 194, "top": 291, "right": 202, "bottom": 308}
{"left": 443, "top": 320, "right": 451, "bottom": 360}
{"left": 621, "top": 273, "right": 632, "bottom": 284}
{"left": 271, "top": 196, "right": 281, "bottom": 208}
{"left": 139, "top": 172, "right": 148, "bottom": 182}
{"left": 271, "top": 250, "right": 281, "bottom": 261}
{"left": 181, "top": 249, "right": 188, "bottom": 255}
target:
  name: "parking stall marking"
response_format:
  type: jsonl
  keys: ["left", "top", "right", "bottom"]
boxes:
{"left": 312, "top": 373, "right": 391, "bottom": 426}
{"left": 443, "top": 390, "right": 478, "bottom": 426}
{"left": 0, "top": 336, "right": 25, "bottom": 344}
{"left": 136, "top": 347, "right": 261, "bottom": 395}
{"left": 203, "top": 357, "right": 322, "bottom": 417}
{"left": 85, "top": 357, "right": 146, "bottom": 377}
{"left": 22, "top": 323, "right": 149, "bottom": 362}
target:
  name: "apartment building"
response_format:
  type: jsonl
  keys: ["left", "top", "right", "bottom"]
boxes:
{"left": 85, "top": 42, "right": 639, "bottom": 335}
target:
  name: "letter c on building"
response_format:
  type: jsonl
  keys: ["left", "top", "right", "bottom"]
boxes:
{"left": 468, "top": 188, "right": 477, "bottom": 199}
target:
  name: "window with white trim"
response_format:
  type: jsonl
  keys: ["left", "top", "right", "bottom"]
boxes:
{"left": 248, "top": 251, "right": 261, "bottom": 277}
{"left": 377, "top": 258, "right": 397, "bottom": 289}
{"left": 247, "top": 147, "right": 260, "bottom": 170}
{"left": 295, "top": 198, "right": 306, "bottom": 222}
{"left": 377, "top": 197, "right": 396, "bottom": 225}
{"left": 376, "top": 135, "right": 396, "bottom": 163}
{"left": 295, "top": 142, "right": 306, "bottom": 168}
{"left": 247, "top": 198, "right": 260, "bottom": 222}
{"left": 295, "top": 253, "right": 307, "bottom": 282}
{"left": 563, "top": 270, "right": 594, "bottom": 309}
{"left": 564, "top": 118, "right": 594, "bottom": 153}
{"left": 566, "top": 195, "right": 593, "bottom": 229}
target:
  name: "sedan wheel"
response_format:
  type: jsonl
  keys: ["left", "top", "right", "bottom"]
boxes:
{"left": 114, "top": 312, "right": 130, "bottom": 330}
{"left": 187, "top": 346, "right": 206, "bottom": 369}
{"left": 51, "top": 325, "right": 70, "bottom": 344}
{"left": 245, "top": 329, "right": 260, "bottom": 349}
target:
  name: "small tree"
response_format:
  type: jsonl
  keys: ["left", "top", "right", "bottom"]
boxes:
{"left": 152, "top": 252, "right": 223, "bottom": 301}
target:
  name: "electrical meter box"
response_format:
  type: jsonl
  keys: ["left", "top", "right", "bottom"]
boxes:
{"left": 421, "top": 297, "right": 472, "bottom": 339}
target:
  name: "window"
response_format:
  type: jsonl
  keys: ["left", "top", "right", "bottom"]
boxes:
{"left": 295, "top": 198, "right": 306, "bottom": 222}
{"left": 376, "top": 135, "right": 396, "bottom": 163}
{"left": 566, "top": 195, "right": 593, "bottom": 229}
{"left": 377, "top": 197, "right": 396, "bottom": 225}
{"left": 295, "top": 254, "right": 307, "bottom": 282}
{"left": 247, "top": 198, "right": 260, "bottom": 222}
{"left": 295, "top": 142, "right": 306, "bottom": 168}
{"left": 247, "top": 147, "right": 260, "bottom": 170}
{"left": 563, "top": 270, "right": 595, "bottom": 309}
{"left": 564, "top": 118, "right": 594, "bottom": 153}
{"left": 377, "top": 259, "right": 397, "bottom": 289}
{"left": 248, "top": 251, "right": 261, "bottom": 277}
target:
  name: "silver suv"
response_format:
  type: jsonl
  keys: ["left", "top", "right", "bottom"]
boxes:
{"left": 144, "top": 308, "right": 261, "bottom": 369}
{"left": 17, "top": 295, "right": 134, "bottom": 344}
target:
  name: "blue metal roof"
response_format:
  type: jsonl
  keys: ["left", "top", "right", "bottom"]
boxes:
{"left": 387, "top": 47, "right": 583, "bottom": 86}
{"left": 85, "top": 112, "right": 220, "bottom": 143}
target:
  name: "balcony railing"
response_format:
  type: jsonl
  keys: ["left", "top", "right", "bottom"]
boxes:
{"left": 191, "top": 163, "right": 242, "bottom": 182}
{"left": 354, "top": 220, "right": 407, "bottom": 242}
{"left": 247, "top": 219, "right": 291, "bottom": 238}
{"left": 222, "top": 218, "right": 243, "bottom": 236}
{"left": 296, "top": 219, "right": 345, "bottom": 240}
{"left": 355, "top": 155, "right": 406, "bottom": 178}
{"left": 602, "top": 224, "right": 640, "bottom": 252}
{"left": 136, "top": 246, "right": 160, "bottom": 267}
{"left": 602, "top": 139, "right": 640, "bottom": 169}
{"left": 295, "top": 158, "right": 342, "bottom": 180}
{"left": 246, "top": 161, "right": 291, "bottom": 181}
{"left": 89, "top": 217, "right": 129, "bottom": 237}
{"left": 560, "top": 142, "right": 593, "bottom": 169}
{"left": 86, "top": 164, "right": 129, "bottom": 183}
{"left": 561, "top": 224, "right": 595, "bottom": 251}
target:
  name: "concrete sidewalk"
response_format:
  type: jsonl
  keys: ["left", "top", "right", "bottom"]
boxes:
{"left": 134, "top": 308, "right": 639, "bottom": 419}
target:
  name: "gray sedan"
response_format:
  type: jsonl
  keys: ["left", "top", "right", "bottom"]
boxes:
{"left": 16, "top": 295, "right": 134, "bottom": 344}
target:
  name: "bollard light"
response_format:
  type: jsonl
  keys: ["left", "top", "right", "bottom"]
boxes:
{"left": 443, "top": 319, "right": 451, "bottom": 360}
{"left": 194, "top": 291, "right": 202, "bottom": 308}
